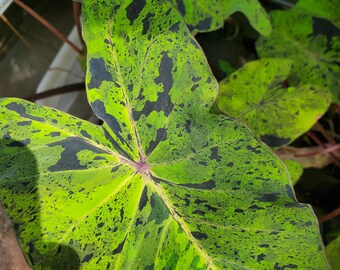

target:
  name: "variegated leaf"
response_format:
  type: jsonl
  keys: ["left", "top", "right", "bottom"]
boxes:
{"left": 292, "top": 0, "right": 340, "bottom": 29}
{"left": 218, "top": 58, "right": 331, "bottom": 147}
{"left": 171, "top": 0, "right": 272, "bottom": 36}
{"left": 0, "top": 0, "right": 328, "bottom": 269}
{"left": 256, "top": 10, "right": 340, "bottom": 103}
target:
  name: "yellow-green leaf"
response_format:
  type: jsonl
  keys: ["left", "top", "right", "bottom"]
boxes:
{"left": 256, "top": 10, "right": 340, "bottom": 103}
{"left": 0, "top": 0, "right": 328, "bottom": 269}
{"left": 218, "top": 58, "right": 331, "bottom": 147}
{"left": 171, "top": 0, "right": 272, "bottom": 36}
{"left": 326, "top": 234, "right": 340, "bottom": 269}
{"left": 292, "top": 0, "right": 340, "bottom": 29}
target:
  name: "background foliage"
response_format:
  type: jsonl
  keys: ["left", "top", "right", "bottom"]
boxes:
{"left": 218, "top": 58, "right": 331, "bottom": 147}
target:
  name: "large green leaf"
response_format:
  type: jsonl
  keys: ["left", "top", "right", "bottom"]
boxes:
{"left": 0, "top": 0, "right": 328, "bottom": 269}
{"left": 292, "top": 0, "right": 340, "bottom": 29}
{"left": 256, "top": 10, "right": 340, "bottom": 103}
{"left": 171, "top": 0, "right": 272, "bottom": 36}
{"left": 218, "top": 58, "right": 331, "bottom": 147}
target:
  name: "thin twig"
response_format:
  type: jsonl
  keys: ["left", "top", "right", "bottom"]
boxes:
{"left": 0, "top": 14, "right": 51, "bottom": 63}
{"left": 315, "top": 122, "right": 336, "bottom": 144}
{"left": 295, "top": 143, "right": 340, "bottom": 157}
{"left": 307, "top": 131, "right": 340, "bottom": 167}
{"left": 316, "top": 144, "right": 340, "bottom": 155}
{"left": 319, "top": 207, "right": 340, "bottom": 223}
{"left": 26, "top": 82, "right": 85, "bottom": 102}
{"left": 0, "top": 14, "right": 35, "bottom": 51}
{"left": 307, "top": 131, "right": 324, "bottom": 146}
{"left": 276, "top": 145, "right": 340, "bottom": 169}
{"left": 73, "top": 1, "right": 84, "bottom": 45}
{"left": 13, "top": 0, "right": 82, "bottom": 55}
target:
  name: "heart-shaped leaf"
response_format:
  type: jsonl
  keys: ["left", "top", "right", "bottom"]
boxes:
{"left": 256, "top": 10, "right": 340, "bottom": 103}
{"left": 0, "top": 0, "right": 328, "bottom": 269}
{"left": 218, "top": 58, "right": 331, "bottom": 147}
{"left": 171, "top": 0, "right": 272, "bottom": 36}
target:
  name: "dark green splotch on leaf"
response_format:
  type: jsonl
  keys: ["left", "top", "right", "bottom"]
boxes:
{"left": 88, "top": 58, "right": 114, "bottom": 89}
{"left": 47, "top": 137, "right": 109, "bottom": 172}
{"left": 126, "top": 0, "right": 146, "bottom": 25}
{"left": 133, "top": 52, "right": 174, "bottom": 121}
{"left": 6, "top": 102, "right": 45, "bottom": 122}
{"left": 7, "top": 138, "right": 30, "bottom": 147}
{"left": 260, "top": 135, "right": 291, "bottom": 148}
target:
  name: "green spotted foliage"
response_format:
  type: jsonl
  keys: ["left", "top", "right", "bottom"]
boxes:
{"left": 171, "top": 0, "right": 272, "bottom": 36}
{"left": 326, "top": 234, "right": 340, "bottom": 269}
{"left": 292, "top": 0, "right": 340, "bottom": 29}
{"left": 218, "top": 58, "right": 331, "bottom": 148}
{"left": 0, "top": 0, "right": 329, "bottom": 269}
{"left": 256, "top": 10, "right": 340, "bottom": 103}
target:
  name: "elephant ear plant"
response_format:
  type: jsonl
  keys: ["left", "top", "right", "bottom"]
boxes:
{"left": 0, "top": 0, "right": 329, "bottom": 269}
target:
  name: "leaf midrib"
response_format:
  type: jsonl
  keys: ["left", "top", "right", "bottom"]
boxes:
{"left": 277, "top": 28, "right": 334, "bottom": 64}
{"left": 237, "top": 86, "right": 287, "bottom": 120}
{"left": 107, "top": 21, "right": 145, "bottom": 162}
{"left": 142, "top": 172, "right": 218, "bottom": 270}
{"left": 148, "top": 140, "right": 233, "bottom": 166}
{"left": 53, "top": 170, "right": 138, "bottom": 245}
{"left": 145, "top": 170, "right": 306, "bottom": 270}
{"left": 143, "top": 172, "right": 263, "bottom": 270}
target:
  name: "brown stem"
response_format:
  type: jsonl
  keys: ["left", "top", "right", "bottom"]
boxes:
{"left": 319, "top": 207, "right": 340, "bottom": 223}
{"left": 0, "top": 14, "right": 35, "bottom": 51}
{"left": 26, "top": 82, "right": 85, "bottom": 102}
{"left": 13, "top": 0, "right": 82, "bottom": 55}
{"left": 0, "top": 14, "right": 50, "bottom": 63}
{"left": 307, "top": 131, "right": 323, "bottom": 146}
{"left": 294, "top": 143, "right": 340, "bottom": 157}
{"left": 307, "top": 131, "right": 340, "bottom": 167}
{"left": 73, "top": 1, "right": 84, "bottom": 45}
{"left": 320, "top": 144, "right": 340, "bottom": 154}
{"left": 315, "top": 122, "right": 336, "bottom": 144}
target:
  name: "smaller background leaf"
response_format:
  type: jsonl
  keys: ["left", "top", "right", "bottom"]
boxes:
{"left": 326, "top": 233, "right": 340, "bottom": 269}
{"left": 171, "top": 0, "right": 272, "bottom": 36}
{"left": 292, "top": 0, "right": 340, "bottom": 29}
{"left": 256, "top": 10, "right": 340, "bottom": 103}
{"left": 218, "top": 58, "right": 331, "bottom": 147}
{"left": 218, "top": 59, "right": 235, "bottom": 77}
